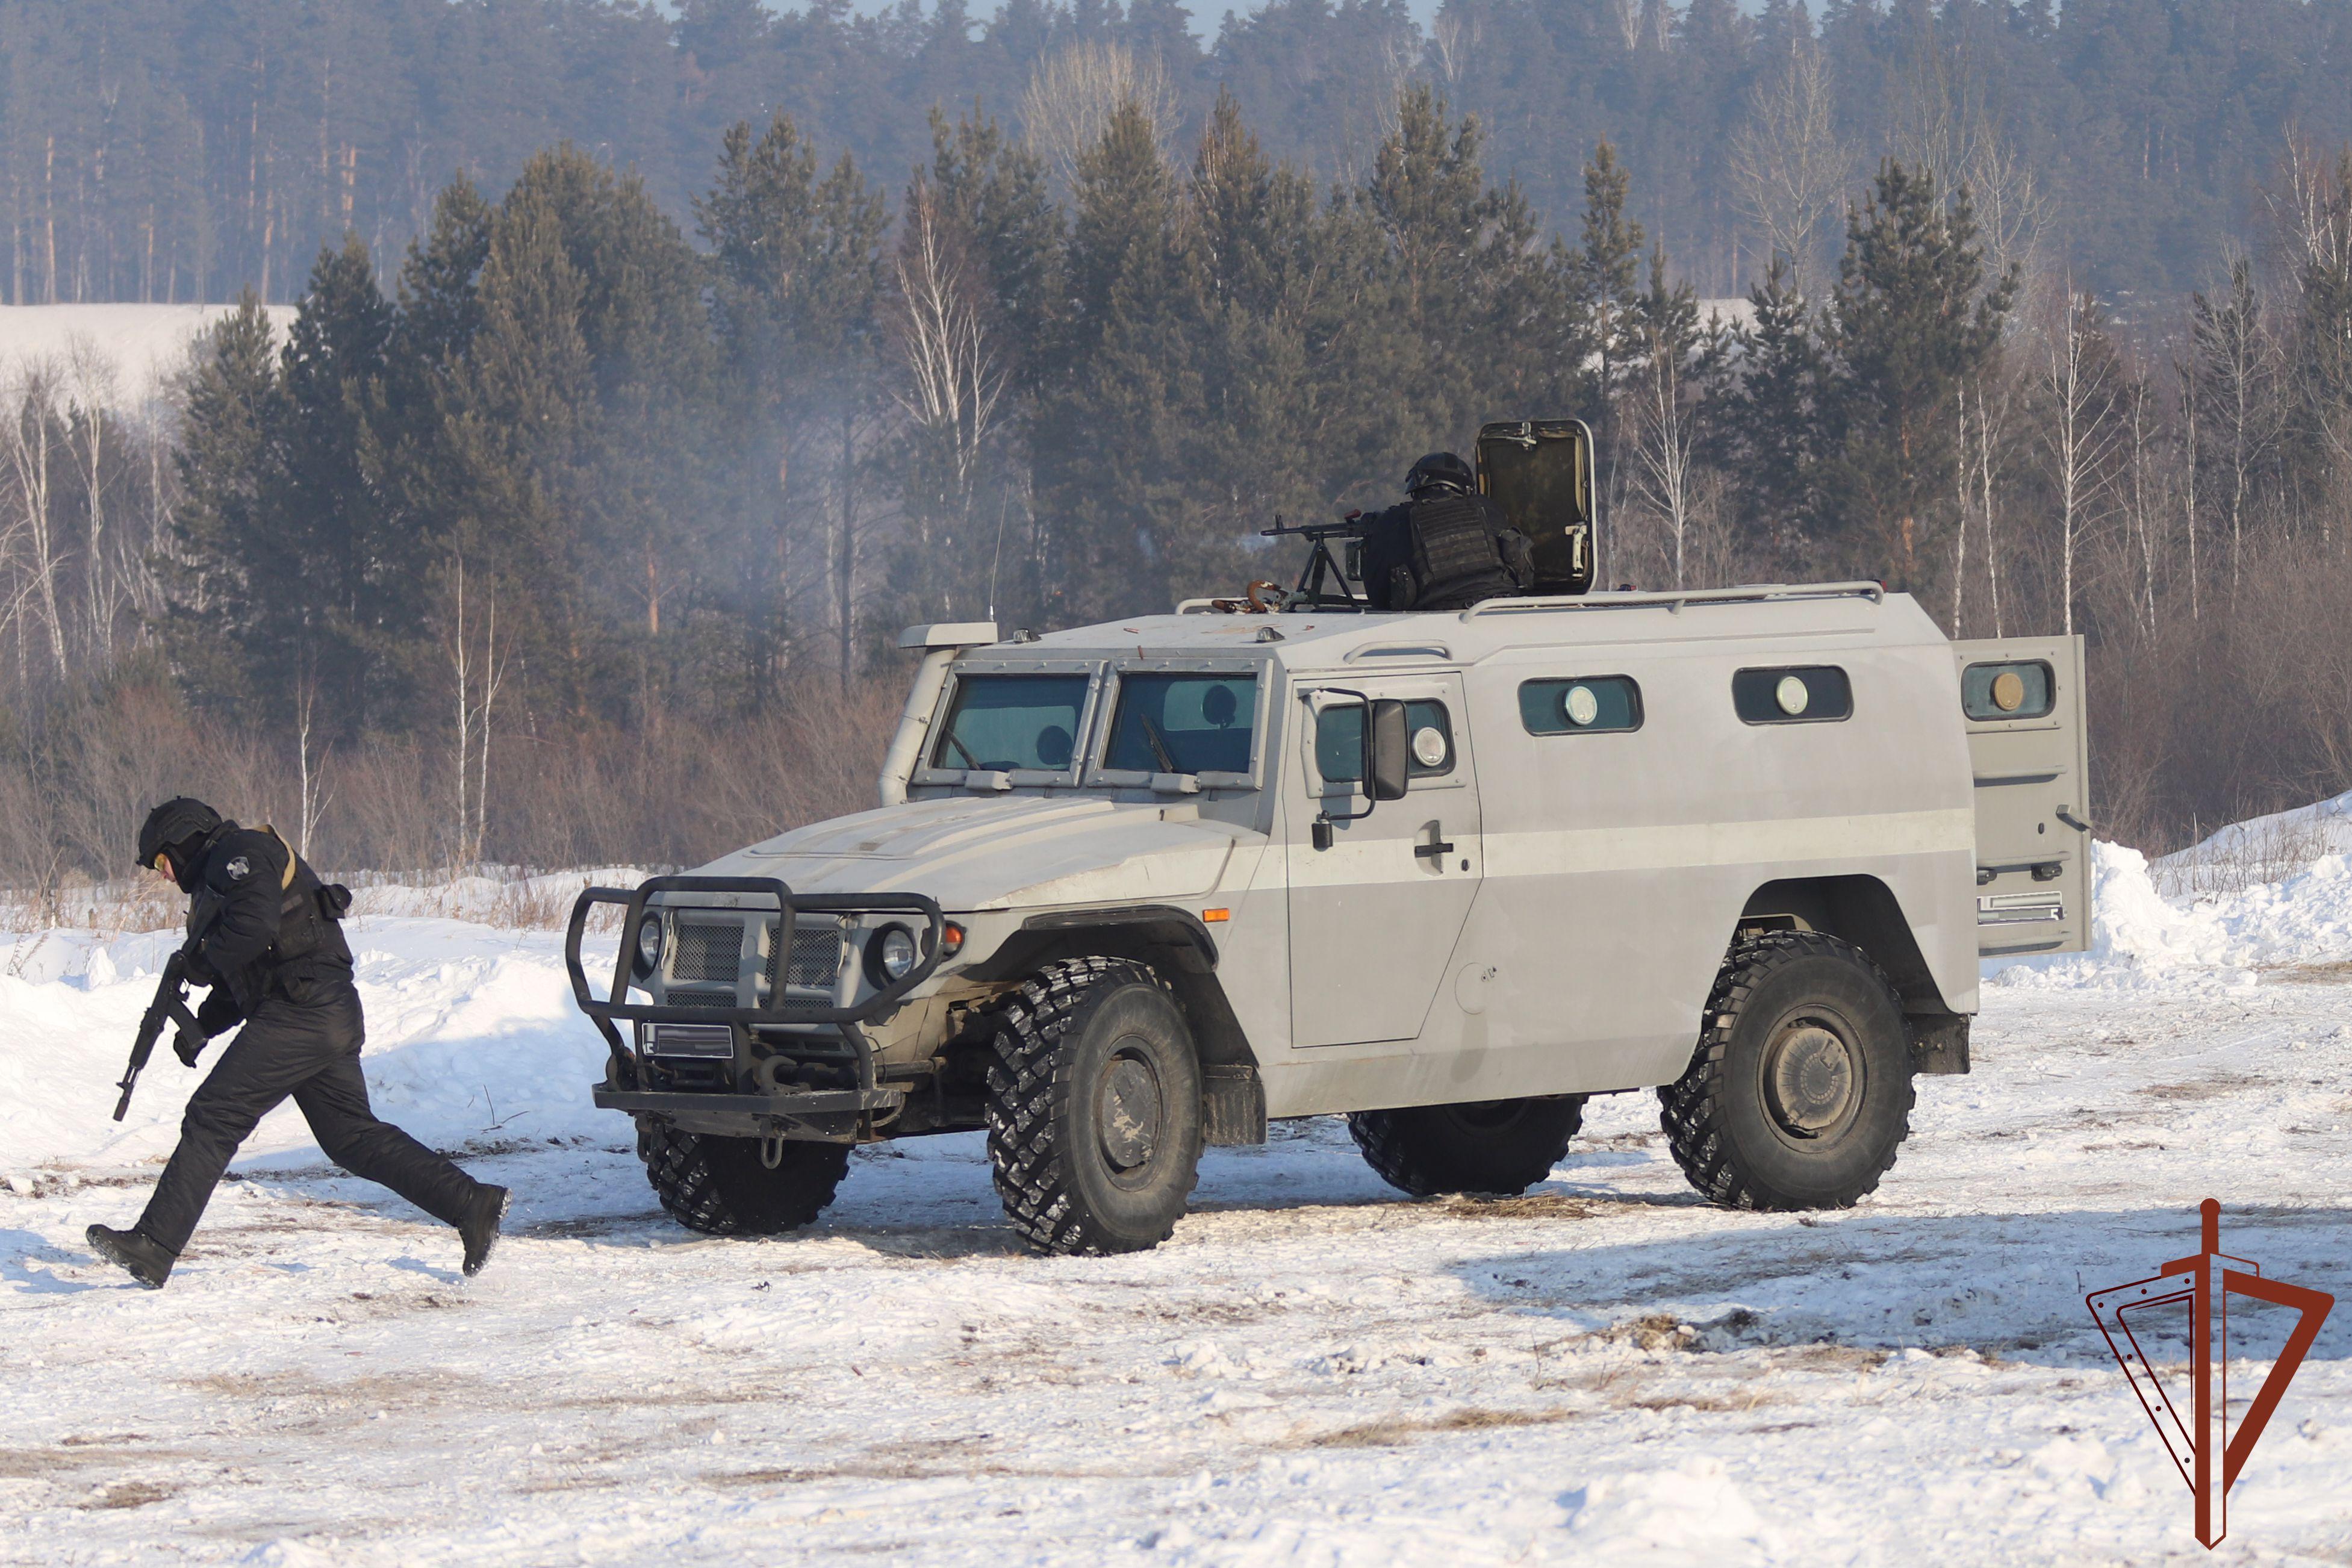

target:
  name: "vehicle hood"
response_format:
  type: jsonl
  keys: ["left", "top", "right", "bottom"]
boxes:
{"left": 697, "top": 794, "right": 1256, "bottom": 912}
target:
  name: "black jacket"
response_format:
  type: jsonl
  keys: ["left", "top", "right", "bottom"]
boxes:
{"left": 184, "top": 823, "right": 354, "bottom": 1028}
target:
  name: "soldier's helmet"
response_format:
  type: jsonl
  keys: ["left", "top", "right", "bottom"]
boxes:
{"left": 137, "top": 797, "right": 223, "bottom": 873}
{"left": 1404, "top": 452, "right": 1475, "bottom": 497}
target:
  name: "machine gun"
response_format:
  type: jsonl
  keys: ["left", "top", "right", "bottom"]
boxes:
{"left": 1257, "top": 514, "right": 1374, "bottom": 611}
{"left": 113, "top": 948, "right": 204, "bottom": 1122}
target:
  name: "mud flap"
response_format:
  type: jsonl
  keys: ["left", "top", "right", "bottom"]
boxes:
{"left": 1202, "top": 1063, "right": 1266, "bottom": 1146}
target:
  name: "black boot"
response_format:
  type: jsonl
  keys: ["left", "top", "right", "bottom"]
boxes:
{"left": 459, "top": 1184, "right": 509, "bottom": 1277}
{"left": 87, "top": 1224, "right": 176, "bottom": 1290}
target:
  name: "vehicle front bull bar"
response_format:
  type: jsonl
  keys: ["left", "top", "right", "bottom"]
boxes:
{"left": 563, "top": 876, "right": 945, "bottom": 1090}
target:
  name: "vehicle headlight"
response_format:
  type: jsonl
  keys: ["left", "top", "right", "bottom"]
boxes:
{"left": 634, "top": 914, "right": 664, "bottom": 977}
{"left": 871, "top": 924, "right": 918, "bottom": 984}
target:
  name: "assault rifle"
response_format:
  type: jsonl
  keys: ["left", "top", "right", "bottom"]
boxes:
{"left": 113, "top": 949, "right": 204, "bottom": 1122}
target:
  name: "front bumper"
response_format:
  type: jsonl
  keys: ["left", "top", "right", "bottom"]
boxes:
{"left": 566, "top": 876, "right": 947, "bottom": 1137}
{"left": 592, "top": 1086, "right": 904, "bottom": 1142}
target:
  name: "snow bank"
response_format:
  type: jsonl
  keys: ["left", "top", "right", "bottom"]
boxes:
{"left": 0, "top": 302, "right": 297, "bottom": 408}
{"left": 1991, "top": 821, "right": 2352, "bottom": 989}
{"left": 0, "top": 916, "right": 615, "bottom": 1177}
{"left": 2158, "top": 788, "right": 2352, "bottom": 886}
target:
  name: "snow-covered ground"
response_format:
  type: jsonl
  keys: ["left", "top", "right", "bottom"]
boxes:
{"left": 2, "top": 840, "right": 2349, "bottom": 1565}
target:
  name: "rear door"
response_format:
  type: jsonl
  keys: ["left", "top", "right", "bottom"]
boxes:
{"left": 1285, "top": 673, "right": 1482, "bottom": 1047}
{"left": 1475, "top": 420, "right": 1594, "bottom": 594}
{"left": 1954, "top": 636, "right": 2091, "bottom": 956}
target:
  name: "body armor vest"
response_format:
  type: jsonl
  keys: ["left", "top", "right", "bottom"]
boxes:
{"left": 1390, "top": 492, "right": 1529, "bottom": 612}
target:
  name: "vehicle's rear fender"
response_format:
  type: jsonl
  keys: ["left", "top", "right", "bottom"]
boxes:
{"left": 1735, "top": 875, "right": 1970, "bottom": 1075}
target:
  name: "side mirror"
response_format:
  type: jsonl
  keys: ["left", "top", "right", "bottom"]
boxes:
{"left": 1367, "top": 699, "right": 1409, "bottom": 802}
{"left": 1312, "top": 691, "right": 1411, "bottom": 850}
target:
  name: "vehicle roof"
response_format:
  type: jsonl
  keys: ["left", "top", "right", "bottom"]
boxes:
{"left": 971, "top": 583, "right": 1946, "bottom": 674}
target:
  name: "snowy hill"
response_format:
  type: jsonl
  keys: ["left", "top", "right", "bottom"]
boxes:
{"left": 1, "top": 826, "right": 2347, "bottom": 1564}
{"left": 0, "top": 302, "right": 297, "bottom": 409}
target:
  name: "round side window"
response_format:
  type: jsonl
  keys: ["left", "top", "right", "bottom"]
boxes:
{"left": 1990, "top": 670, "right": 2026, "bottom": 712}
{"left": 1411, "top": 726, "right": 1449, "bottom": 768}
{"left": 1775, "top": 674, "right": 1811, "bottom": 716}
{"left": 1562, "top": 685, "right": 1601, "bottom": 727}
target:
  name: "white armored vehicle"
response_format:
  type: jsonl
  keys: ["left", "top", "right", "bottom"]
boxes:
{"left": 566, "top": 422, "right": 2091, "bottom": 1254}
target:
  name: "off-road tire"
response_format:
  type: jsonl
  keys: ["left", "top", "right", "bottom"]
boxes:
{"left": 1659, "top": 931, "right": 1914, "bottom": 1212}
{"left": 1347, "top": 1097, "right": 1587, "bottom": 1197}
{"left": 635, "top": 1120, "right": 850, "bottom": 1236}
{"left": 986, "top": 956, "right": 1204, "bottom": 1255}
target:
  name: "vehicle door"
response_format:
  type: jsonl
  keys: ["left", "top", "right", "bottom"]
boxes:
{"left": 1954, "top": 636, "right": 2091, "bottom": 956}
{"left": 1284, "top": 673, "right": 1482, "bottom": 1047}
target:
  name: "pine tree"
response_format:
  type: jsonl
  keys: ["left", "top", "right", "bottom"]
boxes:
{"left": 1818, "top": 160, "right": 2015, "bottom": 593}
{"left": 700, "top": 117, "right": 887, "bottom": 683}
{"left": 274, "top": 235, "right": 396, "bottom": 734}
{"left": 1041, "top": 98, "right": 1193, "bottom": 619}
{"left": 1723, "top": 254, "right": 1826, "bottom": 562}
{"left": 164, "top": 294, "right": 282, "bottom": 706}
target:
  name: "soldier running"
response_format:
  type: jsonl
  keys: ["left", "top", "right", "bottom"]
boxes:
{"left": 86, "top": 798, "right": 508, "bottom": 1289}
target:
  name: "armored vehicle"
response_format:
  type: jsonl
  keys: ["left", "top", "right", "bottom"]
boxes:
{"left": 565, "top": 426, "right": 2090, "bottom": 1254}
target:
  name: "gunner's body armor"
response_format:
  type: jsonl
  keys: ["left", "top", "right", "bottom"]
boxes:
{"left": 1360, "top": 488, "right": 1532, "bottom": 612}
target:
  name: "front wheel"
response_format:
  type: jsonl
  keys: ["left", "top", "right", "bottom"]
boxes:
{"left": 636, "top": 1121, "right": 850, "bottom": 1236}
{"left": 1348, "top": 1097, "right": 1585, "bottom": 1196}
{"left": 986, "top": 957, "right": 1204, "bottom": 1255}
{"left": 1659, "top": 931, "right": 1914, "bottom": 1211}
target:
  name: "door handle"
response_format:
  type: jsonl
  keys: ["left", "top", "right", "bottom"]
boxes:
{"left": 2056, "top": 807, "right": 2091, "bottom": 834}
{"left": 1413, "top": 827, "right": 1455, "bottom": 861}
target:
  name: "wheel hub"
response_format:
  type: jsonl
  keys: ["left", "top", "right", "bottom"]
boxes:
{"left": 1098, "top": 1050, "right": 1163, "bottom": 1170}
{"left": 1763, "top": 1024, "right": 1857, "bottom": 1137}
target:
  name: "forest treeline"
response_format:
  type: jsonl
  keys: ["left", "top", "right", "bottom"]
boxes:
{"left": 6, "top": 0, "right": 2352, "bottom": 308}
{"left": 6, "top": 73, "right": 2352, "bottom": 902}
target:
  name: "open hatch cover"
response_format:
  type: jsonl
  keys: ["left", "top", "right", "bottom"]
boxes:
{"left": 1476, "top": 419, "right": 1594, "bottom": 595}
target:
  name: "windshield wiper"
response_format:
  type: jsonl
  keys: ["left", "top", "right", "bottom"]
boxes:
{"left": 942, "top": 732, "right": 983, "bottom": 770}
{"left": 1137, "top": 714, "right": 1181, "bottom": 774}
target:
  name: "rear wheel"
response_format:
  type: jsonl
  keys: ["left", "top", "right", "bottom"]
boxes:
{"left": 986, "top": 957, "right": 1203, "bottom": 1255}
{"left": 635, "top": 1120, "right": 850, "bottom": 1236}
{"left": 1348, "top": 1097, "right": 1586, "bottom": 1197}
{"left": 1659, "top": 931, "right": 1914, "bottom": 1211}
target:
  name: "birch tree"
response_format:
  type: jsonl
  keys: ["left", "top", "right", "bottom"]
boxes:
{"left": 1728, "top": 36, "right": 1849, "bottom": 290}
{"left": 2038, "top": 289, "right": 2126, "bottom": 635}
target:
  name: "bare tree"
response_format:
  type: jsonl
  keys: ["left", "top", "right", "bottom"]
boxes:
{"left": 1975, "top": 372, "right": 2015, "bottom": 636}
{"left": 1727, "top": 37, "right": 1850, "bottom": 290}
{"left": 65, "top": 340, "right": 119, "bottom": 667}
{"left": 1892, "top": 30, "right": 2047, "bottom": 287}
{"left": 293, "top": 662, "right": 332, "bottom": 857}
{"left": 1628, "top": 326, "right": 1700, "bottom": 588}
{"left": 1019, "top": 43, "right": 1180, "bottom": 193}
{"left": 1, "top": 359, "right": 69, "bottom": 682}
{"left": 1605, "top": 0, "right": 1640, "bottom": 51}
{"left": 1431, "top": 10, "right": 1478, "bottom": 85}
{"left": 2121, "top": 370, "right": 2164, "bottom": 638}
{"left": 889, "top": 176, "right": 1009, "bottom": 619}
{"left": 442, "top": 557, "right": 507, "bottom": 870}
{"left": 2189, "top": 256, "right": 2279, "bottom": 596}
{"left": 2038, "top": 289, "right": 2127, "bottom": 635}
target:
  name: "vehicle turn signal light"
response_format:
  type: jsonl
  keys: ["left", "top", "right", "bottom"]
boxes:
{"left": 1201, "top": 908, "right": 1230, "bottom": 922}
{"left": 941, "top": 921, "right": 966, "bottom": 955}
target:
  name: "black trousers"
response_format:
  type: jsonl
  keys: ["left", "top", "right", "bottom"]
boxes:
{"left": 138, "top": 985, "right": 482, "bottom": 1255}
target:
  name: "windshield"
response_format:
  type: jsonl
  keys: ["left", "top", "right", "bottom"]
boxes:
{"left": 1105, "top": 674, "right": 1258, "bottom": 776}
{"left": 930, "top": 674, "right": 1090, "bottom": 773}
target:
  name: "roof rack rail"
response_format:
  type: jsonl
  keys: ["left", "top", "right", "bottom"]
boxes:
{"left": 1458, "top": 581, "right": 1885, "bottom": 619}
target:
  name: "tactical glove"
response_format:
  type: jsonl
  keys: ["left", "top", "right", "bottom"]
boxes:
{"left": 172, "top": 1027, "right": 208, "bottom": 1068}
{"left": 182, "top": 948, "right": 218, "bottom": 988}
